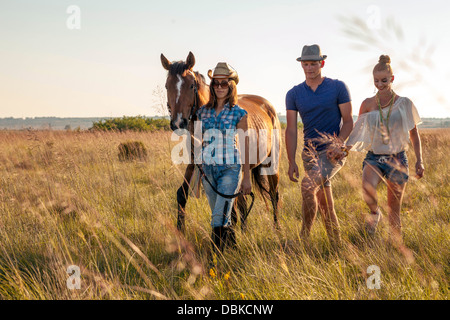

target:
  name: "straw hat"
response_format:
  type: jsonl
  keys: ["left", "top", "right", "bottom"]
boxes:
{"left": 296, "top": 44, "right": 327, "bottom": 62}
{"left": 207, "top": 62, "right": 239, "bottom": 84}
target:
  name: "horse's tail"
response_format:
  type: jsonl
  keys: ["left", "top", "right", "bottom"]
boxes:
{"left": 250, "top": 163, "right": 271, "bottom": 211}
{"left": 267, "top": 101, "right": 281, "bottom": 129}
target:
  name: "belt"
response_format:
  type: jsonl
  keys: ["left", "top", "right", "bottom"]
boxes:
{"left": 368, "top": 151, "right": 404, "bottom": 164}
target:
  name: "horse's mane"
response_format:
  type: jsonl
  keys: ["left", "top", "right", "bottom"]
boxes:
{"left": 168, "top": 61, "right": 188, "bottom": 76}
{"left": 168, "top": 61, "right": 207, "bottom": 89}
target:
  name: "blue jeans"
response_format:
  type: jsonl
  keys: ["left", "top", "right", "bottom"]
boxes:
{"left": 363, "top": 151, "right": 409, "bottom": 184}
{"left": 201, "top": 164, "right": 242, "bottom": 228}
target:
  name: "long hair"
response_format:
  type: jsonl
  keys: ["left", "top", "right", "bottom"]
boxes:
{"left": 205, "top": 79, "right": 238, "bottom": 109}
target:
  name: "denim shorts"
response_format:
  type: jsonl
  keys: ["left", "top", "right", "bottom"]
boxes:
{"left": 301, "top": 148, "right": 346, "bottom": 188}
{"left": 201, "top": 164, "right": 242, "bottom": 228}
{"left": 363, "top": 151, "right": 409, "bottom": 184}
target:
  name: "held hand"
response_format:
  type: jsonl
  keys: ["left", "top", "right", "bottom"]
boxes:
{"left": 288, "top": 162, "right": 300, "bottom": 182}
{"left": 415, "top": 161, "right": 425, "bottom": 179}
{"left": 240, "top": 177, "right": 252, "bottom": 195}
{"left": 326, "top": 147, "right": 337, "bottom": 162}
{"left": 326, "top": 146, "right": 347, "bottom": 163}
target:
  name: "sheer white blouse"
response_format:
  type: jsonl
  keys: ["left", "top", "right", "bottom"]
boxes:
{"left": 346, "top": 96, "right": 422, "bottom": 155}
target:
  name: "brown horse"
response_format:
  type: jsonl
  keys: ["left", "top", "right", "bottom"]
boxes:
{"left": 161, "top": 51, "right": 281, "bottom": 233}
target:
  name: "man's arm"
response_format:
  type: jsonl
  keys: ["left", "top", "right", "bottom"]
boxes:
{"left": 285, "top": 110, "right": 300, "bottom": 182}
{"left": 337, "top": 101, "right": 353, "bottom": 143}
{"left": 327, "top": 101, "right": 353, "bottom": 161}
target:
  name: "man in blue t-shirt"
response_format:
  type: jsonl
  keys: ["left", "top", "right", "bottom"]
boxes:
{"left": 285, "top": 44, "right": 353, "bottom": 248}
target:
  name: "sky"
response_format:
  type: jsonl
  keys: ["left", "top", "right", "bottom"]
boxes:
{"left": 1, "top": 0, "right": 449, "bottom": 118}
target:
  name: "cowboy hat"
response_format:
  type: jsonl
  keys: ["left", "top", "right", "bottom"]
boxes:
{"left": 207, "top": 62, "right": 239, "bottom": 84}
{"left": 297, "top": 44, "right": 327, "bottom": 61}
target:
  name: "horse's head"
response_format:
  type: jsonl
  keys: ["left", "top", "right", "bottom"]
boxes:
{"left": 161, "top": 51, "right": 204, "bottom": 131}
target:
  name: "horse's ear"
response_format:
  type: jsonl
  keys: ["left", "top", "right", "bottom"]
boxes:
{"left": 161, "top": 54, "right": 171, "bottom": 71}
{"left": 186, "top": 51, "right": 195, "bottom": 70}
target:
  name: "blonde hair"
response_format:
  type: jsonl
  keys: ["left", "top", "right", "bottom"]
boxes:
{"left": 373, "top": 55, "right": 393, "bottom": 75}
{"left": 205, "top": 79, "right": 238, "bottom": 109}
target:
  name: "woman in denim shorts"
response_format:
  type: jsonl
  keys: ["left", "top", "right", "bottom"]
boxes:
{"left": 345, "top": 55, "right": 425, "bottom": 243}
{"left": 196, "top": 62, "right": 251, "bottom": 254}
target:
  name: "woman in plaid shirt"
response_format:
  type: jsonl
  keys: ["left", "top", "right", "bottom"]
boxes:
{"left": 196, "top": 62, "right": 251, "bottom": 254}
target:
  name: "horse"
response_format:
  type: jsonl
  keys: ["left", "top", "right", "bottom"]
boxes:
{"left": 160, "top": 51, "right": 281, "bottom": 234}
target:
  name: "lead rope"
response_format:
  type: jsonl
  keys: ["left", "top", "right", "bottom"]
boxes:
{"left": 196, "top": 164, "right": 255, "bottom": 214}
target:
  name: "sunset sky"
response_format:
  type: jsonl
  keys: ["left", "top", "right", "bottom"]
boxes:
{"left": 1, "top": 0, "right": 449, "bottom": 118}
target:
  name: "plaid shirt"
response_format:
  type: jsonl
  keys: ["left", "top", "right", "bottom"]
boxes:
{"left": 196, "top": 103, "right": 248, "bottom": 165}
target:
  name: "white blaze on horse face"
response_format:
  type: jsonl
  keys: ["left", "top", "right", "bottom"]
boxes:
{"left": 176, "top": 74, "right": 183, "bottom": 104}
{"left": 174, "top": 112, "right": 183, "bottom": 128}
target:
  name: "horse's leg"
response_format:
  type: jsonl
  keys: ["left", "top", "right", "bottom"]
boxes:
{"left": 227, "top": 203, "right": 240, "bottom": 247}
{"left": 235, "top": 194, "right": 248, "bottom": 232}
{"left": 176, "top": 163, "right": 195, "bottom": 233}
{"left": 267, "top": 173, "right": 280, "bottom": 228}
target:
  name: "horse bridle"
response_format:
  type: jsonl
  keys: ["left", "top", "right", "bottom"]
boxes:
{"left": 189, "top": 76, "right": 200, "bottom": 122}
{"left": 166, "top": 73, "right": 200, "bottom": 121}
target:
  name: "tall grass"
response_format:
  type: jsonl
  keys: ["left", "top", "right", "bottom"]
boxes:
{"left": 0, "top": 129, "right": 448, "bottom": 300}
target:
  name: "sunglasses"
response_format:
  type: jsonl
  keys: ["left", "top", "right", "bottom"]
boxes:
{"left": 212, "top": 80, "right": 230, "bottom": 88}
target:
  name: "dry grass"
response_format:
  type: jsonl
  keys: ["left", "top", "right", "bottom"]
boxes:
{"left": 0, "top": 129, "right": 448, "bottom": 300}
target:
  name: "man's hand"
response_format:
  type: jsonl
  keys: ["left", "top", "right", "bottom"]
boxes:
{"left": 288, "top": 162, "right": 300, "bottom": 182}
{"left": 326, "top": 145, "right": 347, "bottom": 163}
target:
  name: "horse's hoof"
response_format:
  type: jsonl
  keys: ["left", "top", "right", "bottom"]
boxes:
{"left": 177, "top": 221, "right": 186, "bottom": 234}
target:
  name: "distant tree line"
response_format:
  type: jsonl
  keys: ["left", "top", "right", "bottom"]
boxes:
{"left": 91, "top": 116, "right": 170, "bottom": 132}
{"left": 1, "top": 116, "right": 449, "bottom": 131}
{"left": 91, "top": 116, "right": 302, "bottom": 131}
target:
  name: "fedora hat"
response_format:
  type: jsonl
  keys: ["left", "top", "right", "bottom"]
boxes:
{"left": 207, "top": 62, "right": 239, "bottom": 84}
{"left": 296, "top": 44, "right": 327, "bottom": 62}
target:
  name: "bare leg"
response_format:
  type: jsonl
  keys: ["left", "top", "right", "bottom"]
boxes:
{"left": 386, "top": 180, "right": 407, "bottom": 244}
{"left": 385, "top": 180, "right": 414, "bottom": 262}
{"left": 362, "top": 164, "right": 383, "bottom": 212}
{"left": 317, "top": 186, "right": 341, "bottom": 248}
{"left": 361, "top": 164, "right": 384, "bottom": 234}
{"left": 300, "top": 176, "right": 319, "bottom": 243}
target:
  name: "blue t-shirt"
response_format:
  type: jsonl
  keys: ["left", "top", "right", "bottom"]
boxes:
{"left": 285, "top": 77, "right": 351, "bottom": 151}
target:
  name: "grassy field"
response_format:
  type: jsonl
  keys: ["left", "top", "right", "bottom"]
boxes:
{"left": 0, "top": 128, "right": 448, "bottom": 300}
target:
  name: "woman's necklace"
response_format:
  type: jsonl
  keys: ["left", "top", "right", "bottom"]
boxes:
{"left": 376, "top": 91, "right": 396, "bottom": 145}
